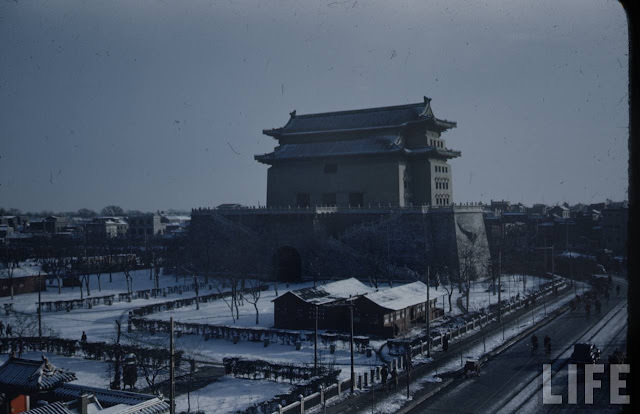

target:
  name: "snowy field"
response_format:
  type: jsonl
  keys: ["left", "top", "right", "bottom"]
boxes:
{"left": 0, "top": 269, "right": 555, "bottom": 414}
{"left": 175, "top": 377, "right": 292, "bottom": 414}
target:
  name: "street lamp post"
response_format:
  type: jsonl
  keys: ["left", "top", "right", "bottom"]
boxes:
{"left": 426, "top": 266, "right": 431, "bottom": 358}
{"left": 350, "top": 298, "right": 355, "bottom": 394}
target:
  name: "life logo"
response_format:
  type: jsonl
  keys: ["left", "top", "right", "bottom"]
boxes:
{"left": 542, "top": 364, "right": 630, "bottom": 405}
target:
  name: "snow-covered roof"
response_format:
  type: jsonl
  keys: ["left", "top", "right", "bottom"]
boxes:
{"left": 285, "top": 277, "right": 375, "bottom": 305}
{"left": 54, "top": 384, "right": 157, "bottom": 407}
{"left": 0, "top": 356, "right": 77, "bottom": 392}
{"left": 362, "top": 281, "right": 438, "bottom": 311}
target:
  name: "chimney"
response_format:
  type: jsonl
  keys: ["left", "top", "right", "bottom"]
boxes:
{"left": 80, "top": 394, "right": 89, "bottom": 414}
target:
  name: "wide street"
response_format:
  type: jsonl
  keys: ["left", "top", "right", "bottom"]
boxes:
{"left": 406, "top": 277, "right": 628, "bottom": 414}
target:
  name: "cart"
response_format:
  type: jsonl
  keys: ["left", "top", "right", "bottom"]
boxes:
{"left": 463, "top": 359, "right": 480, "bottom": 377}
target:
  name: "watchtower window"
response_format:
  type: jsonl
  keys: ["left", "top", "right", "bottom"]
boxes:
{"left": 349, "top": 192, "right": 364, "bottom": 207}
{"left": 322, "top": 193, "right": 337, "bottom": 206}
{"left": 296, "top": 193, "right": 310, "bottom": 208}
{"left": 324, "top": 163, "right": 338, "bottom": 174}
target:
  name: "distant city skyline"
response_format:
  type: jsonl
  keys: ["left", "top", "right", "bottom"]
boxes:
{"left": 0, "top": 0, "right": 628, "bottom": 211}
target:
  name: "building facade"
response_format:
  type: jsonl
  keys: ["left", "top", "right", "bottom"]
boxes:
{"left": 127, "top": 214, "right": 166, "bottom": 238}
{"left": 256, "top": 97, "right": 459, "bottom": 208}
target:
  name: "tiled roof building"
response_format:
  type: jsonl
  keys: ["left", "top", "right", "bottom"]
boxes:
{"left": 256, "top": 97, "right": 459, "bottom": 208}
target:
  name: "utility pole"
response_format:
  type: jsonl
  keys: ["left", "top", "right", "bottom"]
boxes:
{"left": 170, "top": 317, "right": 175, "bottom": 414}
{"left": 38, "top": 272, "right": 42, "bottom": 339}
{"left": 406, "top": 348, "right": 410, "bottom": 399}
{"left": 314, "top": 304, "right": 318, "bottom": 376}
{"left": 426, "top": 266, "right": 431, "bottom": 358}
{"left": 498, "top": 248, "right": 502, "bottom": 323}
{"left": 349, "top": 297, "right": 355, "bottom": 394}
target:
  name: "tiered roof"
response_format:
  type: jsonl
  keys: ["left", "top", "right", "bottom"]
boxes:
{"left": 263, "top": 97, "right": 456, "bottom": 137}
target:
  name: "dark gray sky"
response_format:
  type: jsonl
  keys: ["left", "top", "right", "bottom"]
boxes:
{"left": 0, "top": 0, "right": 628, "bottom": 212}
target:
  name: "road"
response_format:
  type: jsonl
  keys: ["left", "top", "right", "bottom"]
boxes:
{"left": 406, "top": 279, "right": 628, "bottom": 413}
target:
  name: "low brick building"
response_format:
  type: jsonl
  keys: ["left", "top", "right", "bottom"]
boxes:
{"left": 353, "top": 281, "right": 442, "bottom": 337}
{"left": 273, "top": 278, "right": 374, "bottom": 331}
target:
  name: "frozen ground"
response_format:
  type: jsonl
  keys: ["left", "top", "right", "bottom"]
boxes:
{"left": 0, "top": 271, "right": 554, "bottom": 414}
{"left": 0, "top": 258, "right": 43, "bottom": 278}
{"left": 175, "top": 376, "right": 292, "bottom": 414}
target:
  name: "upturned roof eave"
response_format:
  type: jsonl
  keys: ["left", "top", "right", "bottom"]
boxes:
{"left": 261, "top": 117, "right": 456, "bottom": 139}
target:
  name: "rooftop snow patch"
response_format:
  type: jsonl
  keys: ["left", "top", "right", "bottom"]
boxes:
{"left": 362, "top": 281, "right": 439, "bottom": 311}
{"left": 286, "top": 277, "right": 375, "bottom": 305}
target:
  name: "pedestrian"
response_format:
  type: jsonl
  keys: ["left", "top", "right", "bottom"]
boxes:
{"left": 443, "top": 335, "right": 449, "bottom": 352}
{"left": 531, "top": 334, "right": 538, "bottom": 354}
{"left": 81, "top": 331, "right": 87, "bottom": 343}
{"left": 381, "top": 365, "right": 388, "bottom": 385}
{"left": 0, "top": 320, "right": 4, "bottom": 337}
{"left": 391, "top": 367, "right": 398, "bottom": 390}
{"left": 6, "top": 323, "right": 12, "bottom": 337}
{"left": 543, "top": 335, "right": 551, "bottom": 355}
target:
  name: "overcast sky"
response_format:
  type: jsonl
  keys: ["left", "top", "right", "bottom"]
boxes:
{"left": 0, "top": 0, "right": 628, "bottom": 212}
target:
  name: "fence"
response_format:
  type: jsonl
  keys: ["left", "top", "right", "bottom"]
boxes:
{"left": 39, "top": 281, "right": 211, "bottom": 313}
{"left": 129, "top": 317, "right": 370, "bottom": 350}
{"left": 389, "top": 278, "right": 567, "bottom": 358}
{"left": 0, "top": 336, "right": 185, "bottom": 367}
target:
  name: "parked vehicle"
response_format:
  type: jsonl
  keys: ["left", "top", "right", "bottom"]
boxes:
{"left": 570, "top": 343, "right": 601, "bottom": 365}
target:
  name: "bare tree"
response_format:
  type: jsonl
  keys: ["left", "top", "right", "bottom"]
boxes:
{"left": 217, "top": 279, "right": 239, "bottom": 323}
{"left": 2, "top": 247, "right": 19, "bottom": 299}
{"left": 243, "top": 280, "right": 263, "bottom": 324}
{"left": 124, "top": 268, "right": 133, "bottom": 296}
{"left": 437, "top": 269, "right": 455, "bottom": 313}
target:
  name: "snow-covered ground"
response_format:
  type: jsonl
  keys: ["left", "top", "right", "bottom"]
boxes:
{"left": 175, "top": 377, "right": 292, "bottom": 414}
{"left": 0, "top": 271, "right": 555, "bottom": 414}
{"left": 0, "top": 258, "right": 43, "bottom": 278}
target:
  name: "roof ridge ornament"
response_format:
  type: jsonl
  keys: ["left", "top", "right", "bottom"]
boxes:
{"left": 421, "top": 97, "right": 434, "bottom": 118}
{"left": 289, "top": 110, "right": 296, "bottom": 118}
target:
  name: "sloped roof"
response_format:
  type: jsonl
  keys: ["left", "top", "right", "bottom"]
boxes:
{"left": 54, "top": 384, "right": 156, "bottom": 407}
{"left": 256, "top": 135, "right": 402, "bottom": 162}
{"left": 22, "top": 402, "right": 73, "bottom": 414}
{"left": 0, "top": 356, "right": 77, "bottom": 392}
{"left": 263, "top": 98, "right": 456, "bottom": 137}
{"left": 362, "top": 281, "right": 438, "bottom": 311}
{"left": 255, "top": 135, "right": 460, "bottom": 164}
{"left": 98, "top": 398, "right": 169, "bottom": 414}
{"left": 283, "top": 277, "right": 375, "bottom": 305}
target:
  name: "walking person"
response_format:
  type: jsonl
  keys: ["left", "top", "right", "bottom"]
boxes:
{"left": 381, "top": 364, "right": 388, "bottom": 389}
{"left": 544, "top": 335, "right": 551, "bottom": 355}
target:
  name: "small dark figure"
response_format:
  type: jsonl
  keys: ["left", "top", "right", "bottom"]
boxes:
{"left": 443, "top": 335, "right": 449, "bottom": 352}
{"left": 81, "top": 331, "right": 87, "bottom": 343}
{"left": 531, "top": 335, "right": 538, "bottom": 354}
{"left": 5, "top": 323, "right": 12, "bottom": 337}
{"left": 543, "top": 335, "right": 551, "bottom": 355}
{"left": 391, "top": 367, "right": 398, "bottom": 390}
{"left": 381, "top": 365, "right": 388, "bottom": 385}
{"left": 0, "top": 320, "right": 4, "bottom": 336}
